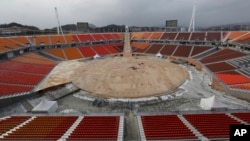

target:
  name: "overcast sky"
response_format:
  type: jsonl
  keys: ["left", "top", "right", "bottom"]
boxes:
{"left": 1, "top": 0, "right": 250, "bottom": 29}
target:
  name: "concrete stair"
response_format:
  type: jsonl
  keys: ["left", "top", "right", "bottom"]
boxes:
{"left": 177, "top": 115, "right": 209, "bottom": 141}
{"left": 58, "top": 116, "right": 84, "bottom": 141}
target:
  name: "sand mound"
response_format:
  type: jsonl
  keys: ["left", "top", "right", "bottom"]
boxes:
{"left": 73, "top": 57, "right": 188, "bottom": 98}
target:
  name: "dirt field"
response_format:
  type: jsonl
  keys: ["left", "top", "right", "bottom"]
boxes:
{"left": 37, "top": 56, "right": 189, "bottom": 98}
{"left": 73, "top": 57, "right": 189, "bottom": 98}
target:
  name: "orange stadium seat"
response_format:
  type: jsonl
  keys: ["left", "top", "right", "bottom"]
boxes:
{"left": 9, "top": 36, "right": 30, "bottom": 46}
{"left": 141, "top": 32, "right": 152, "bottom": 39}
{"left": 50, "top": 35, "right": 66, "bottom": 45}
{"left": 216, "top": 70, "right": 250, "bottom": 85}
{"left": 28, "top": 35, "right": 51, "bottom": 46}
{"left": 64, "top": 35, "right": 75, "bottom": 44}
{"left": 11, "top": 53, "right": 56, "bottom": 66}
{"left": 230, "top": 83, "right": 250, "bottom": 90}
{"left": 44, "top": 48, "right": 66, "bottom": 60}
{"left": 227, "top": 32, "right": 247, "bottom": 40}
{"left": 132, "top": 42, "right": 150, "bottom": 53}
{"left": 149, "top": 32, "right": 163, "bottom": 40}
{"left": 63, "top": 48, "right": 83, "bottom": 60}
{"left": 132, "top": 32, "right": 143, "bottom": 39}
{"left": 0, "top": 38, "right": 23, "bottom": 53}
{"left": 235, "top": 33, "right": 250, "bottom": 43}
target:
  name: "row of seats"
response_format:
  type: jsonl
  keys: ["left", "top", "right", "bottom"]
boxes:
{"left": 0, "top": 60, "right": 54, "bottom": 74}
{"left": 44, "top": 48, "right": 66, "bottom": 59}
{"left": 230, "top": 83, "right": 250, "bottom": 90}
{"left": 0, "top": 69, "right": 44, "bottom": 85}
{"left": 226, "top": 32, "right": 248, "bottom": 41}
{"left": 200, "top": 48, "right": 250, "bottom": 91}
{"left": 11, "top": 53, "right": 57, "bottom": 66}
{"left": 140, "top": 113, "right": 250, "bottom": 140}
{"left": 131, "top": 42, "right": 151, "bottom": 52}
{"left": 133, "top": 43, "right": 212, "bottom": 58}
{"left": 44, "top": 44, "right": 122, "bottom": 60}
{"left": 1, "top": 32, "right": 250, "bottom": 54}
{"left": 0, "top": 38, "right": 24, "bottom": 53}
{"left": 0, "top": 116, "right": 120, "bottom": 140}
{"left": 44, "top": 48, "right": 84, "bottom": 60}
{"left": 0, "top": 53, "right": 56, "bottom": 97}
{"left": 1, "top": 113, "right": 249, "bottom": 140}
{"left": 172, "top": 45, "right": 192, "bottom": 57}
{"left": 160, "top": 44, "right": 177, "bottom": 56}
{"left": 63, "top": 48, "right": 83, "bottom": 60}
{"left": 205, "top": 62, "right": 237, "bottom": 72}
{"left": 0, "top": 116, "right": 31, "bottom": 134}
{"left": 231, "top": 112, "right": 250, "bottom": 123}
{"left": 79, "top": 46, "right": 96, "bottom": 58}
{"left": 68, "top": 116, "right": 120, "bottom": 140}
{"left": 235, "top": 33, "right": 250, "bottom": 44}
{"left": 75, "top": 33, "right": 122, "bottom": 43}
{"left": 183, "top": 113, "right": 240, "bottom": 139}
{"left": 2, "top": 116, "right": 77, "bottom": 140}
{"left": 141, "top": 115, "right": 196, "bottom": 140}
{"left": 200, "top": 48, "right": 247, "bottom": 64}
{"left": 0, "top": 34, "right": 123, "bottom": 54}
{"left": 0, "top": 83, "right": 34, "bottom": 96}
{"left": 190, "top": 46, "right": 212, "bottom": 56}
{"left": 132, "top": 32, "right": 222, "bottom": 41}
{"left": 216, "top": 70, "right": 250, "bottom": 85}
{"left": 145, "top": 44, "right": 164, "bottom": 54}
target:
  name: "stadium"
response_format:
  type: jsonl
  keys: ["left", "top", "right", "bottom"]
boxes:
{"left": 1, "top": 1, "right": 250, "bottom": 141}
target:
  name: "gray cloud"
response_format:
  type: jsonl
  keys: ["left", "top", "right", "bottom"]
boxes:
{"left": 0, "top": 0, "right": 250, "bottom": 29}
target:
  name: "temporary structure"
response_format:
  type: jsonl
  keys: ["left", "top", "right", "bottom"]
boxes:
{"left": 155, "top": 52, "right": 163, "bottom": 58}
{"left": 94, "top": 54, "right": 101, "bottom": 59}
{"left": 32, "top": 99, "right": 58, "bottom": 113}
{"left": 200, "top": 95, "right": 226, "bottom": 110}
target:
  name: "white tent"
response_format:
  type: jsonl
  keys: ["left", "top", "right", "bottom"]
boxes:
{"left": 94, "top": 54, "right": 101, "bottom": 59}
{"left": 32, "top": 99, "right": 58, "bottom": 113}
{"left": 200, "top": 95, "right": 226, "bottom": 110}
{"left": 155, "top": 52, "right": 163, "bottom": 58}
